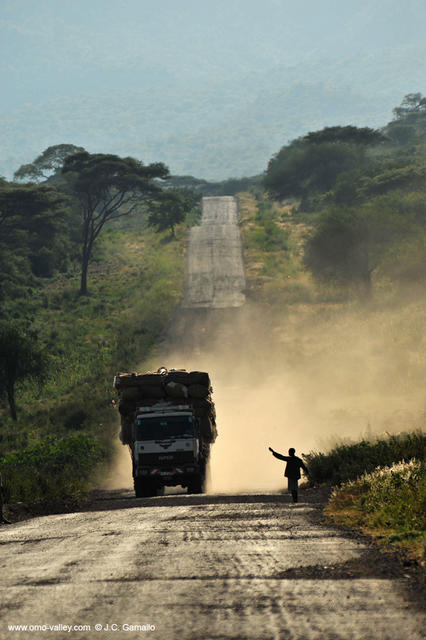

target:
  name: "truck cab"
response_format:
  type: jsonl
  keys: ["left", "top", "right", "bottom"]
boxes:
{"left": 132, "top": 404, "right": 207, "bottom": 497}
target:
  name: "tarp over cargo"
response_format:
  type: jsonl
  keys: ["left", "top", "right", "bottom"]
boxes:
{"left": 114, "top": 368, "right": 217, "bottom": 445}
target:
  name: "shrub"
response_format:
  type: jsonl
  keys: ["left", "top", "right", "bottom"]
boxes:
{"left": 304, "top": 431, "right": 425, "bottom": 486}
{"left": 327, "top": 460, "right": 425, "bottom": 554}
{"left": 0, "top": 434, "right": 105, "bottom": 502}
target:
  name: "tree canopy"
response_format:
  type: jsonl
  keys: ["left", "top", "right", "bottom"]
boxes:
{"left": 392, "top": 93, "right": 426, "bottom": 120}
{"left": 264, "top": 125, "right": 385, "bottom": 201}
{"left": 147, "top": 188, "right": 199, "bottom": 236}
{"left": 61, "top": 152, "right": 169, "bottom": 294}
{"left": 303, "top": 126, "right": 385, "bottom": 146}
{"left": 0, "top": 180, "right": 68, "bottom": 303}
{"left": 303, "top": 194, "right": 423, "bottom": 292}
{"left": 14, "top": 144, "right": 86, "bottom": 183}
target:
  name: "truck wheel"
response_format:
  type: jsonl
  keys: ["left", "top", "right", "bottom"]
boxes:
{"left": 187, "top": 475, "right": 203, "bottom": 494}
{"left": 134, "top": 478, "right": 156, "bottom": 498}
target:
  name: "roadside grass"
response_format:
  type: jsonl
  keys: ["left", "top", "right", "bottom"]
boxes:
{"left": 304, "top": 431, "right": 425, "bottom": 486}
{"left": 238, "top": 192, "right": 315, "bottom": 306}
{"left": 0, "top": 219, "right": 186, "bottom": 503}
{"left": 324, "top": 459, "right": 425, "bottom": 564}
{"left": 1, "top": 434, "right": 105, "bottom": 503}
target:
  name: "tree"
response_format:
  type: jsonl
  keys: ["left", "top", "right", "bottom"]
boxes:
{"left": 62, "top": 152, "right": 169, "bottom": 294}
{"left": 304, "top": 197, "right": 417, "bottom": 294}
{"left": 303, "top": 126, "right": 385, "bottom": 146}
{"left": 393, "top": 93, "right": 426, "bottom": 120}
{"left": 147, "top": 188, "right": 198, "bottom": 237}
{"left": 0, "top": 325, "right": 48, "bottom": 421}
{"left": 264, "top": 126, "right": 385, "bottom": 201}
{"left": 0, "top": 180, "right": 69, "bottom": 302}
{"left": 14, "top": 144, "right": 86, "bottom": 183}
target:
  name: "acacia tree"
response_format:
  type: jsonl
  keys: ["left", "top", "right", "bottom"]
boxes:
{"left": 0, "top": 326, "right": 48, "bottom": 421}
{"left": 14, "top": 144, "right": 86, "bottom": 183}
{"left": 62, "top": 152, "right": 169, "bottom": 294}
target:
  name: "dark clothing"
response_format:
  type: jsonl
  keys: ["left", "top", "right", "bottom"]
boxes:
{"left": 271, "top": 451, "right": 308, "bottom": 479}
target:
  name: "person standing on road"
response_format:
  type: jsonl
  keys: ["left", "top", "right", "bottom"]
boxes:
{"left": 268, "top": 447, "right": 308, "bottom": 503}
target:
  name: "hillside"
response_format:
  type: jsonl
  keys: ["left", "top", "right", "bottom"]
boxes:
{"left": 1, "top": 0, "right": 425, "bottom": 179}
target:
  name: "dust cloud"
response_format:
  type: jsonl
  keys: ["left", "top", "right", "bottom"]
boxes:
{"left": 105, "top": 297, "right": 425, "bottom": 494}
{"left": 161, "top": 299, "right": 425, "bottom": 494}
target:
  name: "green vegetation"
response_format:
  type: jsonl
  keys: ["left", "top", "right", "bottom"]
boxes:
{"left": 303, "top": 433, "right": 425, "bottom": 562}
{"left": 61, "top": 151, "right": 169, "bottom": 294}
{"left": 325, "top": 459, "right": 425, "bottom": 562}
{"left": 1, "top": 434, "right": 105, "bottom": 503}
{"left": 259, "top": 93, "right": 426, "bottom": 297}
{"left": 0, "top": 223, "right": 187, "bottom": 503}
{"left": 303, "top": 432, "right": 425, "bottom": 486}
{"left": 0, "top": 145, "right": 197, "bottom": 505}
{"left": 147, "top": 188, "right": 200, "bottom": 237}
{"left": 0, "top": 325, "right": 48, "bottom": 421}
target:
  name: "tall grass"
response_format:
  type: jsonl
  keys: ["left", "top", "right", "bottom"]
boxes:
{"left": 326, "top": 459, "right": 425, "bottom": 560}
{"left": 304, "top": 431, "right": 425, "bottom": 486}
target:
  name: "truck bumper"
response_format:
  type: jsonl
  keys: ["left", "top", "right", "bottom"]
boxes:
{"left": 135, "top": 465, "right": 201, "bottom": 486}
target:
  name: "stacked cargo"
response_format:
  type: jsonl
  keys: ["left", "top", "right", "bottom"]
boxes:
{"left": 114, "top": 368, "right": 217, "bottom": 446}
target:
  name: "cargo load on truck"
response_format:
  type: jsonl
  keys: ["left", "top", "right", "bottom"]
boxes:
{"left": 114, "top": 367, "right": 217, "bottom": 497}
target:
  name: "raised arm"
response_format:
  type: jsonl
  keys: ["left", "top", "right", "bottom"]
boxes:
{"left": 269, "top": 447, "right": 289, "bottom": 461}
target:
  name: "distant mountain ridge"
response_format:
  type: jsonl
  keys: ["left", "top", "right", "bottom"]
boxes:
{"left": 1, "top": 0, "right": 424, "bottom": 179}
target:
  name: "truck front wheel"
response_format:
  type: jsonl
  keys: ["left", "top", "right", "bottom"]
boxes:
{"left": 134, "top": 478, "right": 157, "bottom": 498}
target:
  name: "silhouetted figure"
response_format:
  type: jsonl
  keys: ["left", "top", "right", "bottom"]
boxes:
{"left": 0, "top": 473, "right": 11, "bottom": 524}
{"left": 269, "top": 447, "right": 308, "bottom": 503}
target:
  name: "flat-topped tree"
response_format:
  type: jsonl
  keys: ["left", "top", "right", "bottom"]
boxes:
{"left": 62, "top": 152, "right": 169, "bottom": 295}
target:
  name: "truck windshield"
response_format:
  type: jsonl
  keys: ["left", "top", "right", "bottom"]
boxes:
{"left": 136, "top": 415, "right": 195, "bottom": 440}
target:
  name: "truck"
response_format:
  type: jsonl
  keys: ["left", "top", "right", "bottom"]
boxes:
{"left": 114, "top": 368, "right": 217, "bottom": 497}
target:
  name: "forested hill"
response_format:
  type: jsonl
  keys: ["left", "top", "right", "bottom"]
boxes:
{"left": 1, "top": 0, "right": 425, "bottom": 180}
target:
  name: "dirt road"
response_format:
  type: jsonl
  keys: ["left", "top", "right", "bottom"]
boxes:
{"left": 0, "top": 491, "right": 424, "bottom": 639}
{"left": 184, "top": 196, "right": 246, "bottom": 308}
{"left": 0, "top": 197, "right": 424, "bottom": 639}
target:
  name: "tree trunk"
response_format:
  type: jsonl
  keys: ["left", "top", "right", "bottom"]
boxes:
{"left": 80, "top": 259, "right": 89, "bottom": 295}
{"left": 79, "top": 240, "right": 92, "bottom": 295}
{"left": 7, "top": 385, "right": 17, "bottom": 422}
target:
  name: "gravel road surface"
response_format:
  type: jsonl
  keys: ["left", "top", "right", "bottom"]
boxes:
{"left": 0, "top": 491, "right": 424, "bottom": 640}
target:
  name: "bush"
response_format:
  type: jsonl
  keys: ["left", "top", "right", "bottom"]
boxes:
{"left": 0, "top": 434, "right": 105, "bottom": 502}
{"left": 304, "top": 431, "right": 425, "bottom": 486}
{"left": 327, "top": 460, "right": 425, "bottom": 554}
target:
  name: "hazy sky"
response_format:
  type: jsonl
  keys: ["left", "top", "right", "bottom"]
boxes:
{"left": 1, "top": 0, "right": 424, "bottom": 178}
{"left": 2, "top": 0, "right": 424, "bottom": 111}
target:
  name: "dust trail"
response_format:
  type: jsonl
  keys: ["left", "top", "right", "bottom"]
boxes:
{"left": 104, "top": 298, "right": 425, "bottom": 493}
{"left": 104, "top": 190, "right": 425, "bottom": 493}
{"left": 161, "top": 300, "right": 425, "bottom": 494}
{"left": 100, "top": 440, "right": 132, "bottom": 490}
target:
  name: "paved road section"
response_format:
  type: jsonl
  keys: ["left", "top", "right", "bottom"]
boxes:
{"left": 0, "top": 492, "right": 424, "bottom": 640}
{"left": 184, "top": 196, "right": 246, "bottom": 308}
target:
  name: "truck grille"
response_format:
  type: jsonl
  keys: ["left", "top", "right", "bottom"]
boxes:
{"left": 139, "top": 451, "right": 195, "bottom": 465}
